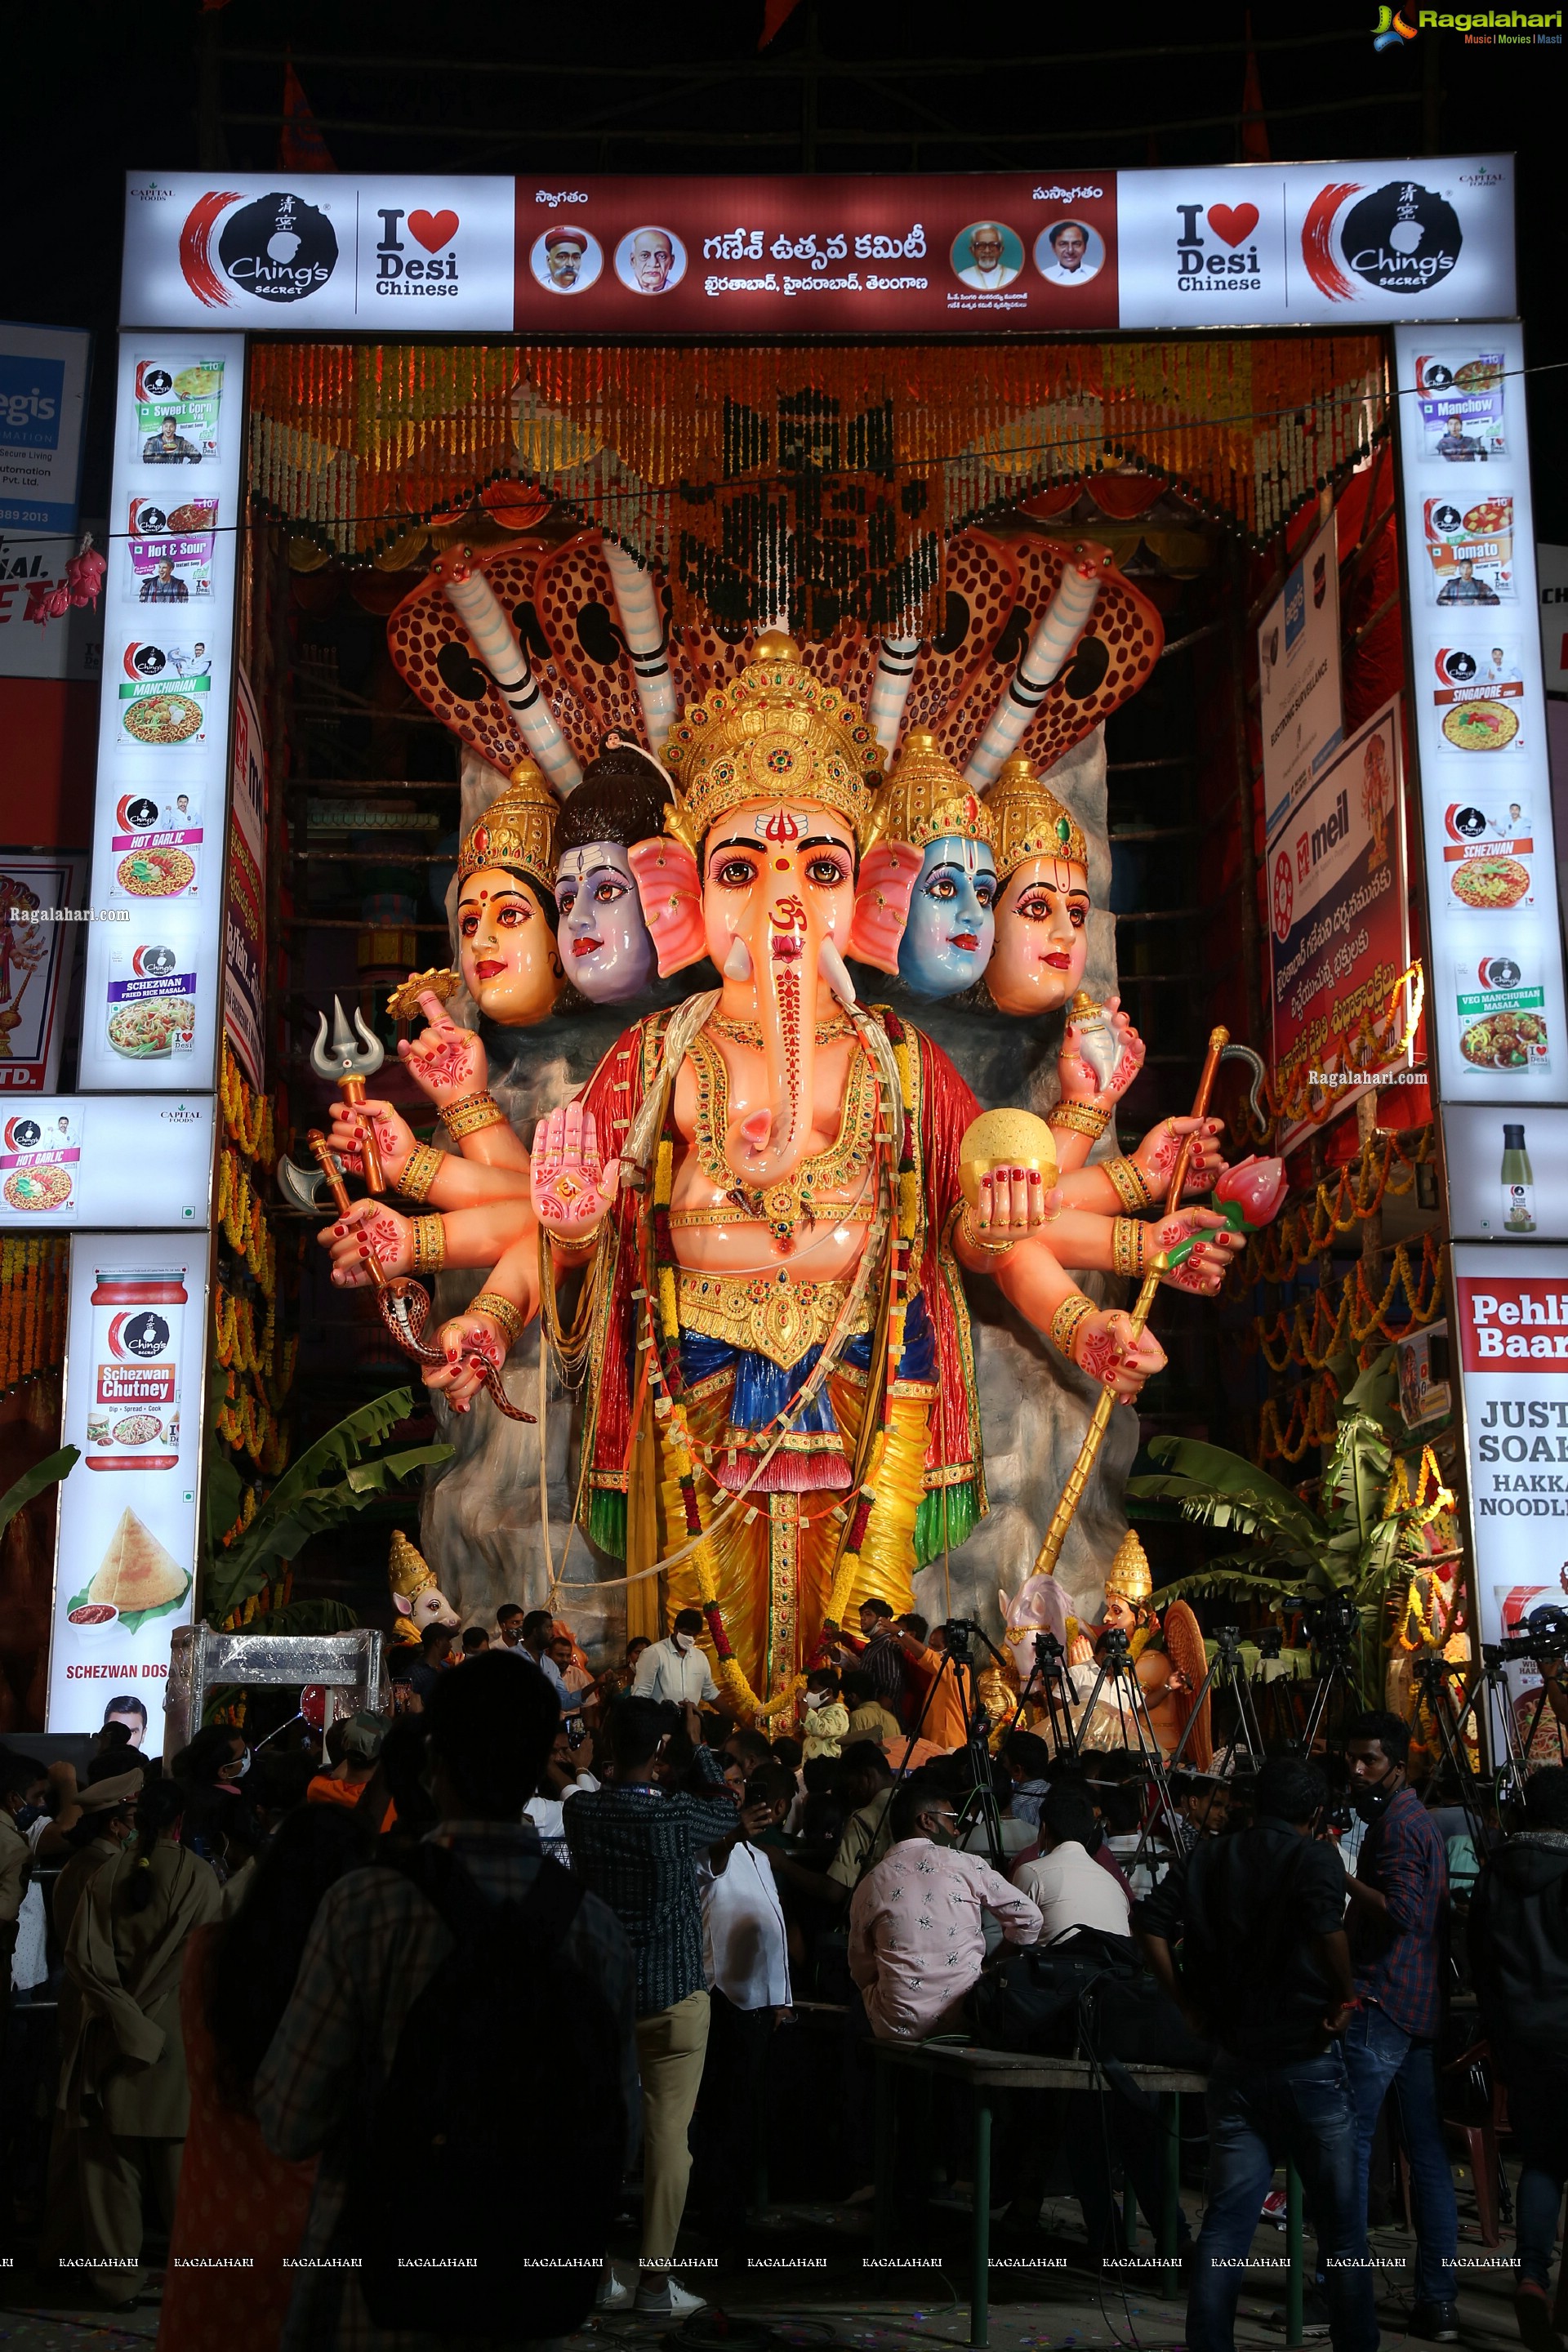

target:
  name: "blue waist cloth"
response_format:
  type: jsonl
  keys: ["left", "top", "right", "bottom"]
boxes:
{"left": 679, "top": 1287, "right": 934, "bottom": 1436}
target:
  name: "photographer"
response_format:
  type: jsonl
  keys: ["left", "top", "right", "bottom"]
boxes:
{"left": 1342, "top": 1710, "right": 1457, "bottom": 2344}
{"left": 1133, "top": 1756, "right": 1374, "bottom": 2352}
{"left": 1468, "top": 1766, "right": 1568, "bottom": 2349}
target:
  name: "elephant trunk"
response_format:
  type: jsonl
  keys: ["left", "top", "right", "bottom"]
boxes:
{"left": 723, "top": 893, "right": 817, "bottom": 1196}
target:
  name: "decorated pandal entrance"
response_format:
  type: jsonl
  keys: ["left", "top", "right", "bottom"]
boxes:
{"left": 258, "top": 328, "right": 1392, "bottom": 1731}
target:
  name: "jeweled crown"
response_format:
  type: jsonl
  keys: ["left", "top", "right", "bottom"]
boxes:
{"left": 866, "top": 728, "right": 994, "bottom": 858}
{"left": 661, "top": 634, "right": 884, "bottom": 852}
{"left": 984, "top": 753, "right": 1089, "bottom": 882}
{"left": 1102, "top": 1527, "right": 1152, "bottom": 1606}
{"left": 457, "top": 760, "right": 559, "bottom": 896}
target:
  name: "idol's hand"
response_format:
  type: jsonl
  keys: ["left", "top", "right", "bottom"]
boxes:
{"left": 398, "top": 990, "right": 488, "bottom": 1111}
{"left": 1068, "top": 1633, "right": 1094, "bottom": 1668}
{"left": 318, "top": 1196, "right": 416, "bottom": 1286}
{"left": 1071, "top": 1307, "right": 1166, "bottom": 1403}
{"left": 531, "top": 1101, "right": 619, "bottom": 1245}
{"left": 425, "top": 1312, "right": 509, "bottom": 1414}
{"left": 325, "top": 1095, "right": 417, "bottom": 1189}
{"left": 967, "top": 1168, "right": 1063, "bottom": 1251}
{"left": 1058, "top": 995, "right": 1145, "bottom": 1107}
{"left": 1133, "top": 1116, "right": 1228, "bottom": 1199}
{"left": 1151, "top": 1206, "right": 1245, "bottom": 1297}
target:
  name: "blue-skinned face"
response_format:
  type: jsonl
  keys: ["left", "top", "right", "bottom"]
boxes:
{"left": 896, "top": 835, "right": 998, "bottom": 1001}
{"left": 555, "top": 840, "right": 657, "bottom": 1003}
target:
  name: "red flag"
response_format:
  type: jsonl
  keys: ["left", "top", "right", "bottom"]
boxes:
{"left": 1240, "top": 13, "right": 1270, "bottom": 161}
{"left": 281, "top": 58, "right": 336, "bottom": 172}
{"left": 759, "top": 0, "right": 804, "bottom": 47}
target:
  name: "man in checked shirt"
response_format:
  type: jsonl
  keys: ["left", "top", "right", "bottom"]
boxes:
{"left": 1342, "top": 1710, "right": 1459, "bottom": 2345}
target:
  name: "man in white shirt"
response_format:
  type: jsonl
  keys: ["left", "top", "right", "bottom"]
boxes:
{"left": 690, "top": 1760, "right": 793, "bottom": 2229}
{"left": 955, "top": 222, "right": 1018, "bottom": 291}
{"left": 1013, "top": 1784, "right": 1132, "bottom": 1941}
{"left": 849, "top": 1774, "right": 1042, "bottom": 2041}
{"left": 523, "top": 1722, "right": 601, "bottom": 1864}
{"left": 632, "top": 1610, "right": 729, "bottom": 1714}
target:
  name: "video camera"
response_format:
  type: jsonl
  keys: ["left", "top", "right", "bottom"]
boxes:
{"left": 1483, "top": 1601, "right": 1568, "bottom": 1668}
{"left": 943, "top": 1618, "right": 980, "bottom": 1664}
{"left": 1287, "top": 1592, "right": 1360, "bottom": 1654}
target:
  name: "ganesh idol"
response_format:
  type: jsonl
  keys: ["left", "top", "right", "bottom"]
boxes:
{"left": 316, "top": 640, "right": 1241, "bottom": 1718}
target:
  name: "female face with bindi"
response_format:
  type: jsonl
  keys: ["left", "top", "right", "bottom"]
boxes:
{"left": 457, "top": 866, "right": 564, "bottom": 1026}
{"left": 986, "top": 854, "right": 1090, "bottom": 1015}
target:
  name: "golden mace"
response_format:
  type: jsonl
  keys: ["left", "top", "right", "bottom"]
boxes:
{"left": 1031, "top": 1025, "right": 1229, "bottom": 1579}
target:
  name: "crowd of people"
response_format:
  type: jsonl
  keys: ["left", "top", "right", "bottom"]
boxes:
{"left": 0, "top": 1600, "right": 1564, "bottom": 2352}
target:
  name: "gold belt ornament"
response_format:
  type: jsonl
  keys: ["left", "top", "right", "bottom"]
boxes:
{"left": 675, "top": 1267, "right": 871, "bottom": 1370}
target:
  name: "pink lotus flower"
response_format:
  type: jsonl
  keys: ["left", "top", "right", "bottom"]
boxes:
{"left": 1214, "top": 1155, "right": 1289, "bottom": 1231}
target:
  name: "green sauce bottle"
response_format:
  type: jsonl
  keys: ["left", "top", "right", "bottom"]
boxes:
{"left": 1502, "top": 1123, "right": 1535, "bottom": 1233}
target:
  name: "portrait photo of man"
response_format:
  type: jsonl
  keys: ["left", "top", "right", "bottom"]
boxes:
{"left": 531, "top": 226, "right": 603, "bottom": 295}
{"left": 617, "top": 225, "right": 684, "bottom": 296}
{"left": 952, "top": 220, "right": 1020, "bottom": 290}
{"left": 1035, "top": 218, "right": 1102, "bottom": 286}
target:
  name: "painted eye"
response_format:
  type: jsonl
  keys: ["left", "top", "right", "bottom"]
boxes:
{"left": 1016, "top": 890, "right": 1051, "bottom": 923}
{"left": 715, "top": 858, "right": 757, "bottom": 888}
{"left": 925, "top": 875, "right": 957, "bottom": 901}
{"left": 497, "top": 902, "right": 529, "bottom": 927}
{"left": 1067, "top": 902, "right": 1086, "bottom": 930}
{"left": 460, "top": 912, "right": 479, "bottom": 938}
{"left": 557, "top": 887, "right": 577, "bottom": 915}
{"left": 807, "top": 857, "right": 849, "bottom": 887}
{"left": 975, "top": 884, "right": 996, "bottom": 910}
{"left": 594, "top": 878, "right": 627, "bottom": 905}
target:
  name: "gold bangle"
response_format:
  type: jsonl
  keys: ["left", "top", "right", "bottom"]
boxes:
{"left": 960, "top": 1206, "right": 1015, "bottom": 1258}
{"left": 468, "top": 1290, "right": 525, "bottom": 1348}
{"left": 1050, "top": 1294, "right": 1095, "bottom": 1361}
{"left": 1048, "top": 1101, "right": 1111, "bottom": 1141}
{"left": 399, "top": 1143, "right": 447, "bottom": 1205}
{"left": 443, "top": 1091, "right": 506, "bottom": 1142}
{"left": 1111, "top": 1216, "right": 1147, "bottom": 1281}
{"left": 1103, "top": 1154, "right": 1155, "bottom": 1212}
{"left": 410, "top": 1214, "right": 446, "bottom": 1276}
{"left": 550, "top": 1227, "right": 599, "bottom": 1258}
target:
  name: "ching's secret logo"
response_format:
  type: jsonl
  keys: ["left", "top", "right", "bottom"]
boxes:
{"left": 180, "top": 189, "right": 338, "bottom": 308}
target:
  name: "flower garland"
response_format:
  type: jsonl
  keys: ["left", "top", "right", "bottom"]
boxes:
{"left": 217, "top": 1149, "right": 277, "bottom": 1298}
{"left": 220, "top": 1040, "right": 280, "bottom": 1167}
{"left": 1251, "top": 1238, "right": 1446, "bottom": 1375}
{"left": 0, "top": 1236, "right": 69, "bottom": 1393}
{"left": 1267, "top": 964, "right": 1426, "bottom": 1132}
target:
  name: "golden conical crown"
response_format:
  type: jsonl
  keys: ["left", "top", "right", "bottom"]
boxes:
{"left": 984, "top": 753, "right": 1089, "bottom": 883}
{"left": 868, "top": 729, "right": 994, "bottom": 858}
{"left": 1103, "top": 1528, "right": 1152, "bottom": 1606}
{"left": 457, "top": 760, "right": 559, "bottom": 897}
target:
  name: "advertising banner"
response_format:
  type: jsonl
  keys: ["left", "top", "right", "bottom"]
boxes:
{"left": 0, "top": 853, "right": 88, "bottom": 1095}
{"left": 1444, "top": 1103, "right": 1568, "bottom": 1243}
{"left": 0, "top": 322, "right": 91, "bottom": 532}
{"left": 1395, "top": 323, "right": 1568, "bottom": 1105}
{"left": 47, "top": 1244, "right": 206, "bottom": 1734}
{"left": 118, "top": 162, "right": 1517, "bottom": 335}
{"left": 1257, "top": 513, "right": 1343, "bottom": 837}
{"left": 81, "top": 333, "right": 243, "bottom": 1094}
{"left": 1539, "top": 544, "right": 1568, "bottom": 694}
{"left": 0, "top": 1098, "right": 212, "bottom": 1229}
{"left": 223, "top": 665, "right": 267, "bottom": 1090}
{"left": 1452, "top": 1247, "right": 1568, "bottom": 1650}
{"left": 1266, "top": 698, "right": 1410, "bottom": 1151}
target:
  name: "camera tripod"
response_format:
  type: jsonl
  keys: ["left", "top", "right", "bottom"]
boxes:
{"left": 880, "top": 1617, "right": 1009, "bottom": 1872}
{"left": 1295, "top": 1627, "right": 1364, "bottom": 1756}
{"left": 1062, "top": 1626, "right": 1186, "bottom": 1853}
{"left": 1009, "top": 1628, "right": 1081, "bottom": 1756}
{"left": 1408, "top": 1651, "right": 1493, "bottom": 1850}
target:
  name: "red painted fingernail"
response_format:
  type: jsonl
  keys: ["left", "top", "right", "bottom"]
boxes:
{"left": 334, "top": 1223, "right": 345, "bottom": 1236}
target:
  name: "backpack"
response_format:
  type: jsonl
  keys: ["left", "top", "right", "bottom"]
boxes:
{"left": 969, "top": 1926, "right": 1212, "bottom": 2082}
{"left": 336, "top": 1843, "right": 626, "bottom": 2337}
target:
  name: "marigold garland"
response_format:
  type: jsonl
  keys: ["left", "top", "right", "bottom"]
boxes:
{"left": 0, "top": 1236, "right": 69, "bottom": 1393}
{"left": 220, "top": 1040, "right": 280, "bottom": 1167}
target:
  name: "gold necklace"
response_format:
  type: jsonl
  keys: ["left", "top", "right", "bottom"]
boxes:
{"left": 710, "top": 1010, "right": 856, "bottom": 1049}
{"left": 688, "top": 1029, "right": 879, "bottom": 1254}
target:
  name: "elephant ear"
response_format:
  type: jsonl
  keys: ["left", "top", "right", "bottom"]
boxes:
{"left": 848, "top": 840, "right": 920, "bottom": 973}
{"left": 627, "top": 835, "right": 708, "bottom": 975}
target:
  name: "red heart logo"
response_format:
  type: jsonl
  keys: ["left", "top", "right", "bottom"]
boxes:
{"left": 408, "top": 208, "right": 459, "bottom": 255}
{"left": 1206, "top": 203, "right": 1258, "bottom": 249}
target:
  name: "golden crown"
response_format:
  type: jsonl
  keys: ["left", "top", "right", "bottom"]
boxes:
{"left": 661, "top": 633, "right": 884, "bottom": 853}
{"left": 984, "top": 754, "right": 1089, "bottom": 883}
{"left": 388, "top": 1529, "right": 438, "bottom": 1602}
{"left": 1102, "top": 1528, "right": 1152, "bottom": 1607}
{"left": 867, "top": 728, "right": 993, "bottom": 858}
{"left": 457, "top": 760, "right": 559, "bottom": 897}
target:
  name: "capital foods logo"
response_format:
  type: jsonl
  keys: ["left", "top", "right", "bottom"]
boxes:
{"left": 1372, "top": 5, "right": 1419, "bottom": 46}
{"left": 180, "top": 189, "right": 338, "bottom": 308}
{"left": 1302, "top": 179, "right": 1461, "bottom": 300}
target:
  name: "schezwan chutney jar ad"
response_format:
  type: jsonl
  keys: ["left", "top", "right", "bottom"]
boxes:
{"left": 85, "top": 1268, "right": 188, "bottom": 1474}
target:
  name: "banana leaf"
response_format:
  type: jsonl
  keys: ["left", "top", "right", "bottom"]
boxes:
{"left": 0, "top": 1446, "right": 79, "bottom": 1542}
{"left": 1137, "top": 1437, "right": 1325, "bottom": 1544}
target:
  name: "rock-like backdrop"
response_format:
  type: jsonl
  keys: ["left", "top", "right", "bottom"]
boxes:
{"left": 419, "top": 728, "right": 1134, "bottom": 1659}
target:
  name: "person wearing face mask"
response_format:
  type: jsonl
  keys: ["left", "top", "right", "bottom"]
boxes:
{"left": 848, "top": 1773, "right": 1041, "bottom": 2042}
{"left": 800, "top": 1667, "right": 849, "bottom": 1762}
{"left": 632, "top": 1608, "right": 730, "bottom": 1717}
{"left": 1340, "top": 1709, "right": 1457, "bottom": 2344}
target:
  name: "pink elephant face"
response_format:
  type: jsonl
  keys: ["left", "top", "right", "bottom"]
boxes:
{"left": 628, "top": 835, "right": 707, "bottom": 975}
{"left": 848, "top": 840, "right": 920, "bottom": 975}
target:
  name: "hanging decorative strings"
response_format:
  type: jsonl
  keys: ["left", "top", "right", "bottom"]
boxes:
{"left": 247, "top": 336, "right": 1388, "bottom": 623}
{"left": 0, "top": 1236, "right": 69, "bottom": 1397}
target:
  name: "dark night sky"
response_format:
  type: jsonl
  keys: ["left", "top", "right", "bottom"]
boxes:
{"left": 9, "top": 1, "right": 1562, "bottom": 530}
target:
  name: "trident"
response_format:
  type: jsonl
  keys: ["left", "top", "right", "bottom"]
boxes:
{"left": 311, "top": 996, "right": 388, "bottom": 1193}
